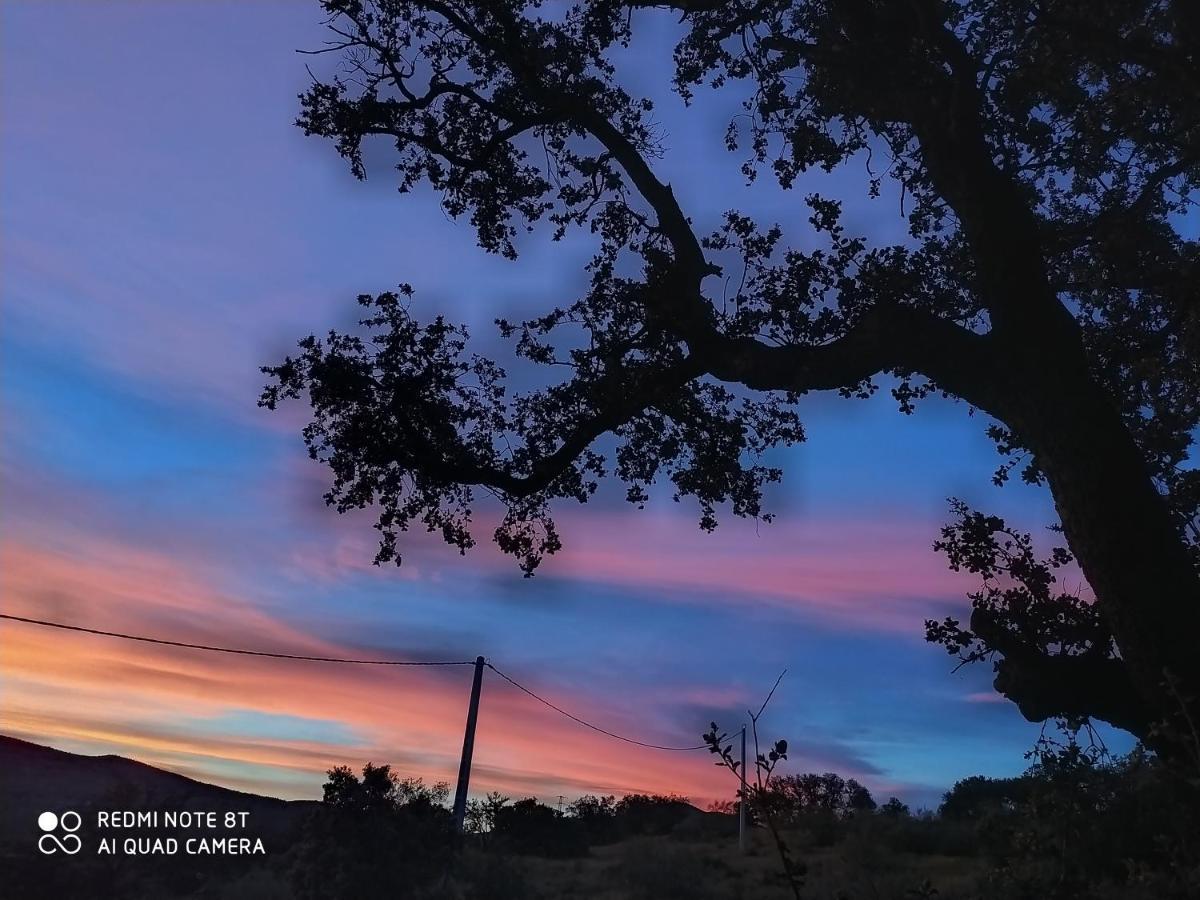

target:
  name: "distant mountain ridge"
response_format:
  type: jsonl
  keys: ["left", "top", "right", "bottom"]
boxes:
{"left": 0, "top": 734, "right": 312, "bottom": 848}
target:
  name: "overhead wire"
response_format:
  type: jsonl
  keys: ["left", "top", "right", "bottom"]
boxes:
{"left": 0, "top": 614, "right": 477, "bottom": 666}
{"left": 0, "top": 613, "right": 718, "bottom": 752}
{"left": 485, "top": 662, "right": 709, "bottom": 752}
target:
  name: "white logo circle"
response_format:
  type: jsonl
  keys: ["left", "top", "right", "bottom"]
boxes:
{"left": 37, "top": 811, "right": 59, "bottom": 832}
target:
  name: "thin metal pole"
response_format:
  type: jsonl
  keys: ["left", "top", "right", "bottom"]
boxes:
{"left": 739, "top": 725, "right": 747, "bottom": 853}
{"left": 452, "top": 656, "right": 486, "bottom": 834}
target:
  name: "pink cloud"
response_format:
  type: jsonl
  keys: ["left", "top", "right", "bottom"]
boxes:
{"left": 0, "top": 535, "right": 739, "bottom": 804}
{"left": 552, "top": 510, "right": 965, "bottom": 625}
{"left": 271, "top": 482, "right": 974, "bottom": 633}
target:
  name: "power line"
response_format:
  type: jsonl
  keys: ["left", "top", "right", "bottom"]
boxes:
{"left": 0, "top": 614, "right": 477, "bottom": 666}
{"left": 485, "top": 662, "right": 708, "bottom": 752}
{"left": 0, "top": 613, "right": 713, "bottom": 752}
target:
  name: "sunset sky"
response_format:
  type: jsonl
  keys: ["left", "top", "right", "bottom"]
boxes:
{"left": 0, "top": 1, "right": 1130, "bottom": 811}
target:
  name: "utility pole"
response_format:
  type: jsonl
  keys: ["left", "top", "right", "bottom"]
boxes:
{"left": 452, "top": 656, "right": 486, "bottom": 834}
{"left": 739, "top": 725, "right": 747, "bottom": 854}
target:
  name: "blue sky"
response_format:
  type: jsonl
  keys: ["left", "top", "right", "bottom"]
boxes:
{"left": 0, "top": 1, "right": 1129, "bottom": 809}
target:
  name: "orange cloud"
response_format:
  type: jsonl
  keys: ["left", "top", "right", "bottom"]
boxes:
{"left": 0, "top": 536, "right": 739, "bottom": 805}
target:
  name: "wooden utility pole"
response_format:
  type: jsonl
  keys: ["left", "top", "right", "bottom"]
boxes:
{"left": 452, "top": 656, "right": 486, "bottom": 834}
{"left": 739, "top": 725, "right": 747, "bottom": 853}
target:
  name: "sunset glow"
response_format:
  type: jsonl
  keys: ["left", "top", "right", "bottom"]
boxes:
{"left": 0, "top": 0, "right": 1118, "bottom": 815}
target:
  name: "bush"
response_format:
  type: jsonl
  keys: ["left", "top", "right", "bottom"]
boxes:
{"left": 567, "top": 794, "right": 619, "bottom": 845}
{"left": 613, "top": 794, "right": 695, "bottom": 836}
{"left": 493, "top": 798, "right": 588, "bottom": 858}
{"left": 288, "top": 764, "right": 454, "bottom": 899}
{"left": 968, "top": 746, "right": 1200, "bottom": 898}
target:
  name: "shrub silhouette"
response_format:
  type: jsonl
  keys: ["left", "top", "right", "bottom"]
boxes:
{"left": 613, "top": 793, "right": 695, "bottom": 836}
{"left": 493, "top": 798, "right": 587, "bottom": 858}
{"left": 274, "top": 736, "right": 1200, "bottom": 899}
{"left": 567, "top": 794, "right": 618, "bottom": 844}
{"left": 939, "top": 774, "right": 1031, "bottom": 820}
{"left": 290, "top": 764, "right": 453, "bottom": 899}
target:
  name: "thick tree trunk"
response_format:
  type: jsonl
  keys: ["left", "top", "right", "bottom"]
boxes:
{"left": 1006, "top": 360, "right": 1200, "bottom": 756}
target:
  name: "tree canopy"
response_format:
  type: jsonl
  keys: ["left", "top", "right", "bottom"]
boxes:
{"left": 263, "top": 0, "right": 1200, "bottom": 754}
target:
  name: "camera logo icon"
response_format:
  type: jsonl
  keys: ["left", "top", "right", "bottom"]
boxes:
{"left": 38, "top": 811, "right": 82, "bottom": 855}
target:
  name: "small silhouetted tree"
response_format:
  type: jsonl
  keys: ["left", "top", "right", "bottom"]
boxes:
{"left": 465, "top": 790, "right": 511, "bottom": 835}
{"left": 847, "top": 780, "right": 877, "bottom": 814}
{"left": 705, "top": 720, "right": 804, "bottom": 899}
{"left": 263, "top": 0, "right": 1200, "bottom": 755}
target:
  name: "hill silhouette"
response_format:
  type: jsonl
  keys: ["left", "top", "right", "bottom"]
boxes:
{"left": 0, "top": 734, "right": 311, "bottom": 849}
{"left": 0, "top": 734, "right": 315, "bottom": 899}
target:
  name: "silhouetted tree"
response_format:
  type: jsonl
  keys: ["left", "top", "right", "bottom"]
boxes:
{"left": 262, "top": 0, "right": 1200, "bottom": 754}
{"left": 465, "top": 790, "right": 511, "bottom": 835}
{"left": 939, "top": 774, "right": 1030, "bottom": 820}
{"left": 705, "top": 719, "right": 805, "bottom": 898}
{"left": 568, "top": 793, "right": 617, "bottom": 821}
{"left": 847, "top": 780, "right": 877, "bottom": 814}
{"left": 765, "top": 772, "right": 878, "bottom": 820}
{"left": 568, "top": 793, "right": 619, "bottom": 843}
{"left": 967, "top": 746, "right": 1200, "bottom": 894}
{"left": 613, "top": 793, "right": 695, "bottom": 835}
{"left": 292, "top": 764, "right": 453, "bottom": 899}
{"left": 493, "top": 797, "right": 588, "bottom": 857}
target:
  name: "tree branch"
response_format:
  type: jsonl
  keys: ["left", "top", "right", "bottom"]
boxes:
{"left": 439, "top": 355, "right": 707, "bottom": 499}
{"left": 440, "top": 303, "right": 1006, "bottom": 502}
{"left": 972, "top": 607, "right": 1150, "bottom": 735}
{"left": 478, "top": 15, "right": 1011, "bottom": 418}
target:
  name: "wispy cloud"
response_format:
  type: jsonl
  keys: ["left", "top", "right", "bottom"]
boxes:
{"left": 0, "top": 536, "right": 745, "bottom": 804}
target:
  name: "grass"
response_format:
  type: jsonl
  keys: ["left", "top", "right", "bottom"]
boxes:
{"left": 470, "top": 827, "right": 982, "bottom": 899}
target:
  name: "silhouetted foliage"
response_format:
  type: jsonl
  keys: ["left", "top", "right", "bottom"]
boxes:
{"left": 766, "top": 772, "right": 878, "bottom": 820}
{"left": 613, "top": 793, "right": 696, "bottom": 836}
{"left": 705, "top": 709, "right": 806, "bottom": 899}
{"left": 264, "top": 0, "right": 1200, "bottom": 756}
{"left": 567, "top": 793, "right": 619, "bottom": 844}
{"left": 277, "top": 748, "right": 1200, "bottom": 897}
{"left": 973, "top": 744, "right": 1200, "bottom": 898}
{"left": 752, "top": 772, "right": 877, "bottom": 848}
{"left": 465, "top": 790, "right": 512, "bottom": 836}
{"left": 939, "top": 774, "right": 1030, "bottom": 820}
{"left": 492, "top": 797, "right": 588, "bottom": 858}
{"left": 11, "top": 743, "right": 1199, "bottom": 898}
{"left": 290, "top": 764, "right": 453, "bottom": 899}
